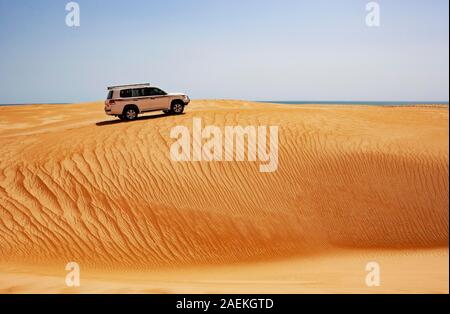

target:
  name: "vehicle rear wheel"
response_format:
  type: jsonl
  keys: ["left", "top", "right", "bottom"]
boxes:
{"left": 123, "top": 107, "right": 138, "bottom": 121}
{"left": 171, "top": 102, "right": 184, "bottom": 115}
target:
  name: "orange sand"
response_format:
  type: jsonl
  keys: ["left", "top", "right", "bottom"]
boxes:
{"left": 0, "top": 100, "right": 448, "bottom": 293}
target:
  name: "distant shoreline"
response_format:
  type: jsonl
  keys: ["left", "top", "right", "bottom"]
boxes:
{"left": 256, "top": 101, "right": 450, "bottom": 106}
{"left": 0, "top": 103, "right": 71, "bottom": 107}
{"left": 0, "top": 100, "right": 448, "bottom": 107}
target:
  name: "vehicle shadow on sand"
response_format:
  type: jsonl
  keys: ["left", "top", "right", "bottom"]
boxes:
{"left": 96, "top": 113, "right": 186, "bottom": 126}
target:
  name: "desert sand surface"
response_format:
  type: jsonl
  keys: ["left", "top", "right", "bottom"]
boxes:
{"left": 0, "top": 100, "right": 448, "bottom": 293}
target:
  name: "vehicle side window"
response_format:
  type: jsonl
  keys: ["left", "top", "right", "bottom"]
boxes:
{"left": 142, "top": 88, "right": 152, "bottom": 96}
{"left": 132, "top": 88, "right": 145, "bottom": 97}
{"left": 107, "top": 90, "right": 114, "bottom": 100}
{"left": 150, "top": 88, "right": 166, "bottom": 96}
{"left": 120, "top": 89, "right": 132, "bottom": 98}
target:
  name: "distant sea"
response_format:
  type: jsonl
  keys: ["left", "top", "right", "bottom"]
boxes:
{"left": 257, "top": 101, "right": 449, "bottom": 106}
{"left": 0, "top": 103, "right": 71, "bottom": 107}
{"left": 0, "top": 101, "right": 449, "bottom": 107}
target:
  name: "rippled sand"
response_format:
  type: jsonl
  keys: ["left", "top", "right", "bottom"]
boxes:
{"left": 0, "top": 100, "right": 448, "bottom": 293}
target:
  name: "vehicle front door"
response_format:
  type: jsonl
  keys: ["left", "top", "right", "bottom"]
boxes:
{"left": 147, "top": 88, "right": 169, "bottom": 110}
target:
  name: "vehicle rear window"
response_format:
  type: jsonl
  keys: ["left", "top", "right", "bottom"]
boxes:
{"left": 120, "top": 89, "right": 132, "bottom": 98}
{"left": 107, "top": 90, "right": 114, "bottom": 99}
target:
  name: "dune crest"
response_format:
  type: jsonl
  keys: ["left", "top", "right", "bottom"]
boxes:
{"left": 0, "top": 101, "right": 448, "bottom": 270}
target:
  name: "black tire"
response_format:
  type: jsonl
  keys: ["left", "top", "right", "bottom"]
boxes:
{"left": 171, "top": 101, "right": 184, "bottom": 115}
{"left": 162, "top": 110, "right": 170, "bottom": 115}
{"left": 122, "top": 106, "right": 139, "bottom": 121}
{"left": 118, "top": 115, "right": 126, "bottom": 120}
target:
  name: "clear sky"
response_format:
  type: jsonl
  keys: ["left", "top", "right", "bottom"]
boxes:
{"left": 0, "top": 0, "right": 448, "bottom": 103}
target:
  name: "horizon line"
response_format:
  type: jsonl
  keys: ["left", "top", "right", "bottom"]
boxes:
{"left": 0, "top": 99, "right": 449, "bottom": 107}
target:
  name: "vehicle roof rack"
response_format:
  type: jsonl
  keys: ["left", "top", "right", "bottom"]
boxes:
{"left": 107, "top": 83, "right": 150, "bottom": 90}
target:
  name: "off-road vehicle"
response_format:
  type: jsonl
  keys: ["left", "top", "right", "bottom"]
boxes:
{"left": 104, "top": 83, "right": 190, "bottom": 121}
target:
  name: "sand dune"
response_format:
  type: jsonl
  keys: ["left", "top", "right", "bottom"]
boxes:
{"left": 0, "top": 100, "right": 448, "bottom": 293}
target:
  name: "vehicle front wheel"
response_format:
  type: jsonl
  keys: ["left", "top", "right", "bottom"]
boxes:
{"left": 171, "top": 102, "right": 184, "bottom": 115}
{"left": 162, "top": 110, "right": 170, "bottom": 115}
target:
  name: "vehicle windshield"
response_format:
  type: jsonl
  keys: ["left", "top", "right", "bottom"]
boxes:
{"left": 106, "top": 90, "right": 114, "bottom": 100}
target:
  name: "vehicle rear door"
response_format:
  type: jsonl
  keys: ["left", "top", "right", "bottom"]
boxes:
{"left": 131, "top": 88, "right": 151, "bottom": 112}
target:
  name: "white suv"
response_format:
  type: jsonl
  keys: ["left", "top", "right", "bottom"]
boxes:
{"left": 104, "top": 83, "right": 190, "bottom": 121}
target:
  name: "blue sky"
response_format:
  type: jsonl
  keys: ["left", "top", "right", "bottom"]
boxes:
{"left": 0, "top": 0, "right": 448, "bottom": 103}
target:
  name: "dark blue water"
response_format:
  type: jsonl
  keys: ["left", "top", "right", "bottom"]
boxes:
{"left": 1, "top": 101, "right": 448, "bottom": 107}
{"left": 0, "top": 103, "right": 72, "bottom": 107}
{"left": 256, "top": 101, "right": 449, "bottom": 106}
